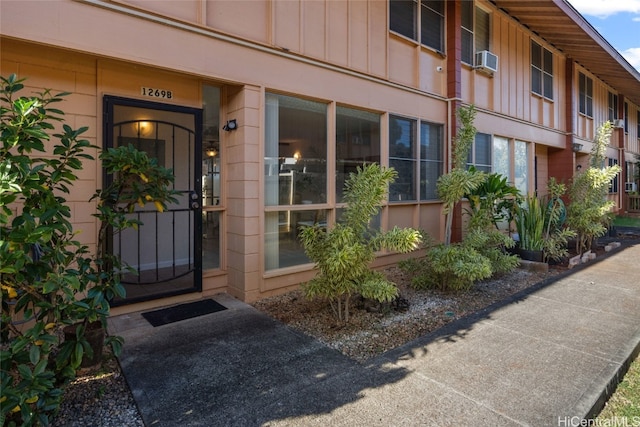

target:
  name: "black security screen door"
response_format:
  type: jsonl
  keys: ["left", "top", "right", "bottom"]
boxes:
{"left": 104, "top": 96, "right": 202, "bottom": 305}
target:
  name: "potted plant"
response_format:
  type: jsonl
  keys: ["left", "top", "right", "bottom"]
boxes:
{"left": 514, "top": 195, "right": 545, "bottom": 262}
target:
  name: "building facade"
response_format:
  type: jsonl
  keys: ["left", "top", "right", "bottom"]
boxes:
{"left": 2, "top": 0, "right": 639, "bottom": 315}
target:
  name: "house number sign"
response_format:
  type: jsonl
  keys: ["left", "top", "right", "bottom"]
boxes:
{"left": 141, "top": 87, "right": 173, "bottom": 99}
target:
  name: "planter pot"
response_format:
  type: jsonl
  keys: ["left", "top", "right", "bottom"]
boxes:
{"left": 517, "top": 248, "right": 544, "bottom": 263}
{"left": 608, "top": 226, "right": 617, "bottom": 237}
{"left": 63, "top": 321, "right": 105, "bottom": 368}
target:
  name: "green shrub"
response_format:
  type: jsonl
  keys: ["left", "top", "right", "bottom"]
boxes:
{"left": 403, "top": 228, "right": 518, "bottom": 292}
{"left": 466, "top": 172, "right": 521, "bottom": 231}
{"left": 299, "top": 163, "right": 421, "bottom": 322}
{"left": 0, "top": 74, "right": 175, "bottom": 426}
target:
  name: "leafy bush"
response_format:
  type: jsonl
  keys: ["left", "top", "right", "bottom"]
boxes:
{"left": 466, "top": 172, "right": 521, "bottom": 231}
{"left": 0, "top": 74, "right": 175, "bottom": 426}
{"left": 299, "top": 163, "right": 421, "bottom": 322}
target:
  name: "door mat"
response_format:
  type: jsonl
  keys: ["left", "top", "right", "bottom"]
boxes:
{"left": 142, "top": 299, "right": 227, "bottom": 327}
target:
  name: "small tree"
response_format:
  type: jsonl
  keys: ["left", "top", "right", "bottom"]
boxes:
{"left": 299, "top": 164, "right": 421, "bottom": 323}
{"left": 566, "top": 122, "right": 621, "bottom": 255}
{"left": 437, "top": 105, "right": 486, "bottom": 245}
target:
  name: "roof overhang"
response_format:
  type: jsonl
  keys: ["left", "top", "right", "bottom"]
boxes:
{"left": 492, "top": 0, "right": 640, "bottom": 108}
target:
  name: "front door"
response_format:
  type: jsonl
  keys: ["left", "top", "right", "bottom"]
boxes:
{"left": 104, "top": 96, "right": 202, "bottom": 305}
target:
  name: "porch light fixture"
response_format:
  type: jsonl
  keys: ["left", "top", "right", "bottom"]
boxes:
{"left": 572, "top": 143, "right": 583, "bottom": 152}
{"left": 205, "top": 143, "right": 217, "bottom": 158}
{"left": 576, "top": 164, "right": 582, "bottom": 171}
{"left": 223, "top": 119, "right": 237, "bottom": 131}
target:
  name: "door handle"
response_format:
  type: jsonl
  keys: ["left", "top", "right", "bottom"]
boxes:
{"left": 189, "top": 191, "right": 200, "bottom": 210}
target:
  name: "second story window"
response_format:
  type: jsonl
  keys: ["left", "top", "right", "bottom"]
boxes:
{"left": 579, "top": 72, "right": 593, "bottom": 117}
{"left": 531, "top": 41, "right": 553, "bottom": 99}
{"left": 390, "top": 0, "right": 444, "bottom": 52}
{"left": 462, "top": 3, "right": 490, "bottom": 65}
{"left": 608, "top": 92, "right": 618, "bottom": 122}
{"left": 624, "top": 102, "right": 629, "bottom": 133}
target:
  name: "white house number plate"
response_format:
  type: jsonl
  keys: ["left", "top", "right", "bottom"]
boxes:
{"left": 141, "top": 87, "right": 173, "bottom": 99}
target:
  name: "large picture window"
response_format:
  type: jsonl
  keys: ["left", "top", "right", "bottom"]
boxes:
{"left": 390, "top": 0, "right": 444, "bottom": 52}
{"left": 531, "top": 41, "right": 553, "bottom": 99}
{"left": 389, "top": 115, "right": 417, "bottom": 201}
{"left": 265, "top": 93, "right": 327, "bottom": 206}
{"left": 336, "top": 107, "right": 381, "bottom": 201}
{"left": 264, "top": 93, "right": 327, "bottom": 271}
{"left": 579, "top": 72, "right": 593, "bottom": 117}
{"left": 419, "top": 121, "right": 443, "bottom": 200}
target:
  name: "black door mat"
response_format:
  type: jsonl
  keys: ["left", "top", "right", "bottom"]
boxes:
{"left": 142, "top": 299, "right": 227, "bottom": 327}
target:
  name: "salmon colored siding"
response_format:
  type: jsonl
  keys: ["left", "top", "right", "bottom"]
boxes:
{"left": 2, "top": 0, "right": 639, "bottom": 311}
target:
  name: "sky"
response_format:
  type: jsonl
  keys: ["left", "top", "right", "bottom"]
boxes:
{"left": 566, "top": 0, "right": 640, "bottom": 72}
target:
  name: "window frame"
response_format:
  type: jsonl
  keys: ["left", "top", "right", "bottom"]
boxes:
{"left": 624, "top": 102, "right": 628, "bottom": 133}
{"left": 419, "top": 120, "right": 444, "bottom": 201}
{"left": 608, "top": 92, "right": 619, "bottom": 122}
{"left": 389, "top": 114, "right": 418, "bottom": 202}
{"left": 335, "top": 106, "right": 382, "bottom": 202}
{"left": 608, "top": 158, "right": 619, "bottom": 193}
{"left": 579, "top": 72, "right": 593, "bottom": 118}
{"left": 531, "top": 40, "right": 554, "bottom": 100}
{"left": 467, "top": 132, "right": 492, "bottom": 173}
{"left": 461, "top": 3, "right": 491, "bottom": 66}
{"left": 389, "top": 0, "right": 445, "bottom": 53}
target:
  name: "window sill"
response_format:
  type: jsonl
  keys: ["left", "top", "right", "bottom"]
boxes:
{"left": 531, "top": 91, "right": 555, "bottom": 103}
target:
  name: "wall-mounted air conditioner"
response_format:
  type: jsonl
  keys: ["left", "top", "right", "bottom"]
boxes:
{"left": 625, "top": 182, "right": 637, "bottom": 192}
{"left": 475, "top": 50, "right": 499, "bottom": 74}
{"left": 613, "top": 119, "right": 625, "bottom": 128}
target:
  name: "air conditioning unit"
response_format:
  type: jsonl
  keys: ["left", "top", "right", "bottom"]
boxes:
{"left": 613, "top": 119, "right": 625, "bottom": 128}
{"left": 625, "top": 182, "right": 637, "bottom": 192}
{"left": 475, "top": 50, "right": 499, "bottom": 73}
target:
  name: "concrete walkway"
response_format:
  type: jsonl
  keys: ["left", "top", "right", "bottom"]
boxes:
{"left": 110, "top": 241, "right": 640, "bottom": 427}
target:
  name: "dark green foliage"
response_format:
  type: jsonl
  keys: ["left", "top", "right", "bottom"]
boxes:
{"left": 466, "top": 171, "right": 521, "bottom": 230}
{"left": 0, "top": 74, "right": 176, "bottom": 426}
{"left": 299, "top": 164, "right": 421, "bottom": 323}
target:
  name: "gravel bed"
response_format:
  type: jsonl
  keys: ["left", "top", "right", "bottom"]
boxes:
{"left": 253, "top": 266, "right": 560, "bottom": 362}
{"left": 52, "top": 351, "right": 143, "bottom": 427}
